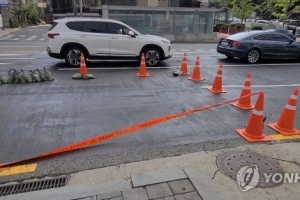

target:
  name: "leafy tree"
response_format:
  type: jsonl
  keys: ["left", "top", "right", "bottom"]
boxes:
{"left": 24, "top": 0, "right": 39, "bottom": 24}
{"left": 271, "top": 0, "right": 300, "bottom": 20}
{"left": 259, "top": 0, "right": 300, "bottom": 20}
{"left": 230, "top": 0, "right": 258, "bottom": 23}
{"left": 10, "top": 0, "right": 39, "bottom": 26}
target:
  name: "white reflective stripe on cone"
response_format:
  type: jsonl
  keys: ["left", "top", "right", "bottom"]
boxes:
{"left": 216, "top": 74, "right": 222, "bottom": 77}
{"left": 252, "top": 109, "right": 263, "bottom": 115}
{"left": 290, "top": 94, "right": 298, "bottom": 100}
{"left": 182, "top": 61, "right": 187, "bottom": 63}
{"left": 286, "top": 104, "right": 297, "bottom": 110}
{"left": 245, "top": 78, "right": 251, "bottom": 81}
{"left": 141, "top": 62, "right": 146, "bottom": 64}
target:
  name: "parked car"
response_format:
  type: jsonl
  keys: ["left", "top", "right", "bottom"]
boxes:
{"left": 217, "top": 30, "right": 300, "bottom": 64}
{"left": 47, "top": 17, "right": 172, "bottom": 67}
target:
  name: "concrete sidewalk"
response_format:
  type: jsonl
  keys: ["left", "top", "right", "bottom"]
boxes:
{"left": 1, "top": 142, "right": 299, "bottom": 200}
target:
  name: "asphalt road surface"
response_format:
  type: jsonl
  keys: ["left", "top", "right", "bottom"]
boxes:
{"left": 0, "top": 37, "right": 300, "bottom": 184}
{"left": 0, "top": 25, "right": 49, "bottom": 54}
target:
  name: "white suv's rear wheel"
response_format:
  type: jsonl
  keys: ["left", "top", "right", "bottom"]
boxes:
{"left": 144, "top": 48, "right": 161, "bottom": 66}
{"left": 64, "top": 46, "right": 85, "bottom": 67}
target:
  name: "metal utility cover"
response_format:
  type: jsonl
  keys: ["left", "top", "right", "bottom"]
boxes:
{"left": 0, "top": 176, "right": 69, "bottom": 197}
{"left": 216, "top": 150, "right": 284, "bottom": 187}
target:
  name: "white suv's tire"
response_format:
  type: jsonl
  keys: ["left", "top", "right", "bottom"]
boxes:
{"left": 64, "top": 46, "right": 85, "bottom": 67}
{"left": 143, "top": 47, "right": 161, "bottom": 67}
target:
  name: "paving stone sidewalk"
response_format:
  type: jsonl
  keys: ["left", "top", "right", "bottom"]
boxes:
{"left": 73, "top": 168, "right": 228, "bottom": 200}
{"left": 1, "top": 143, "right": 299, "bottom": 200}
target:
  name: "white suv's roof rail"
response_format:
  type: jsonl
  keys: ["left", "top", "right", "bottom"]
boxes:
{"left": 53, "top": 17, "right": 121, "bottom": 23}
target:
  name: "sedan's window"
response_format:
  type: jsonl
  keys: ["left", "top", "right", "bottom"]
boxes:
{"left": 108, "top": 23, "right": 131, "bottom": 35}
{"left": 268, "top": 34, "right": 291, "bottom": 42}
{"left": 82, "top": 21, "right": 108, "bottom": 33}
{"left": 252, "top": 35, "right": 268, "bottom": 40}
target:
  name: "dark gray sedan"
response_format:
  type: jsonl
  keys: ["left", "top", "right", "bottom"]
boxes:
{"left": 217, "top": 30, "right": 300, "bottom": 64}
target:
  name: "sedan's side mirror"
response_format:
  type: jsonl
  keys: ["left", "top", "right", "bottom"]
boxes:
{"left": 128, "top": 31, "right": 135, "bottom": 37}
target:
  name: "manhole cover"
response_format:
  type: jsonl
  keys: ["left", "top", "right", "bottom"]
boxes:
{"left": 216, "top": 150, "right": 284, "bottom": 187}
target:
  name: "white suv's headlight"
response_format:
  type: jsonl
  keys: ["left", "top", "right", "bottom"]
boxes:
{"left": 162, "top": 40, "right": 170, "bottom": 43}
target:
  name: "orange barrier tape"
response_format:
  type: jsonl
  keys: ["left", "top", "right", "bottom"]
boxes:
{"left": 0, "top": 92, "right": 262, "bottom": 168}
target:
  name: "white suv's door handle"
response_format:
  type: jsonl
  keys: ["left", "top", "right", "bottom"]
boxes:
{"left": 111, "top": 37, "right": 118, "bottom": 39}
{"left": 79, "top": 35, "right": 86, "bottom": 38}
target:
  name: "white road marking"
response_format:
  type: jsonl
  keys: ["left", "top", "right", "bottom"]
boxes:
{"left": 19, "top": 35, "right": 26, "bottom": 38}
{"left": 0, "top": 54, "right": 29, "bottom": 56}
{"left": 58, "top": 62, "right": 300, "bottom": 71}
{"left": 0, "top": 35, "right": 13, "bottom": 40}
{"left": 27, "top": 35, "right": 37, "bottom": 40}
{"left": 12, "top": 38, "right": 19, "bottom": 41}
{"left": 39, "top": 38, "right": 46, "bottom": 41}
{"left": 0, "top": 46, "right": 42, "bottom": 48}
{"left": 0, "top": 63, "right": 11, "bottom": 65}
{"left": 200, "top": 84, "right": 300, "bottom": 88}
{"left": 181, "top": 49, "right": 190, "bottom": 51}
{"left": 0, "top": 58, "right": 36, "bottom": 60}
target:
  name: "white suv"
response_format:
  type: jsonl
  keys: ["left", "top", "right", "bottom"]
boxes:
{"left": 47, "top": 17, "right": 172, "bottom": 67}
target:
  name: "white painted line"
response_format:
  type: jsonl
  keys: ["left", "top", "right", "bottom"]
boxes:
{"left": 0, "top": 35, "right": 13, "bottom": 40}
{"left": 219, "top": 63, "right": 300, "bottom": 67}
{"left": 181, "top": 49, "right": 190, "bottom": 51}
{"left": 39, "top": 38, "right": 46, "bottom": 41}
{"left": 0, "top": 63, "right": 11, "bottom": 65}
{"left": 27, "top": 35, "right": 37, "bottom": 40}
{"left": 59, "top": 62, "right": 300, "bottom": 71}
{"left": 200, "top": 84, "right": 300, "bottom": 88}
{"left": 19, "top": 35, "right": 26, "bottom": 38}
{"left": 0, "top": 46, "right": 42, "bottom": 48}
{"left": 172, "top": 55, "right": 223, "bottom": 57}
{"left": 13, "top": 38, "right": 19, "bottom": 41}
{"left": 0, "top": 54, "right": 28, "bottom": 56}
{"left": 0, "top": 58, "right": 36, "bottom": 60}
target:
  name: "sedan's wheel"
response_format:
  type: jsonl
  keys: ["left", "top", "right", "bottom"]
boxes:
{"left": 144, "top": 48, "right": 161, "bottom": 66}
{"left": 64, "top": 47, "right": 85, "bottom": 67}
{"left": 247, "top": 49, "right": 260, "bottom": 64}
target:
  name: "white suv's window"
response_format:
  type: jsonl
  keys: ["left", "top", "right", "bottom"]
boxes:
{"left": 66, "top": 22, "right": 84, "bottom": 31}
{"left": 108, "top": 22, "right": 131, "bottom": 35}
{"left": 82, "top": 21, "right": 108, "bottom": 33}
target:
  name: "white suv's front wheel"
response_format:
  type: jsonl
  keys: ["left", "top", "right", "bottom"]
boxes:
{"left": 64, "top": 46, "right": 85, "bottom": 67}
{"left": 144, "top": 48, "right": 161, "bottom": 67}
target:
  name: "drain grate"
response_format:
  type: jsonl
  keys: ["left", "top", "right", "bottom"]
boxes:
{"left": 0, "top": 176, "right": 68, "bottom": 197}
{"left": 217, "top": 150, "right": 284, "bottom": 187}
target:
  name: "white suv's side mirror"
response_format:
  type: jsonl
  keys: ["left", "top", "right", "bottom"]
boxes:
{"left": 128, "top": 31, "right": 135, "bottom": 37}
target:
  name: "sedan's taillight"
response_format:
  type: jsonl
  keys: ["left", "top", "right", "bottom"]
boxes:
{"left": 231, "top": 41, "right": 241, "bottom": 47}
{"left": 48, "top": 33, "right": 60, "bottom": 39}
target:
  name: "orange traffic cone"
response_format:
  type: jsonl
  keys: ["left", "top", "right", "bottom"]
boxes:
{"left": 267, "top": 88, "right": 300, "bottom": 136}
{"left": 207, "top": 65, "right": 226, "bottom": 94}
{"left": 236, "top": 92, "right": 272, "bottom": 142}
{"left": 180, "top": 53, "right": 189, "bottom": 75}
{"left": 137, "top": 53, "right": 149, "bottom": 77}
{"left": 188, "top": 56, "right": 204, "bottom": 81}
{"left": 231, "top": 73, "right": 253, "bottom": 110}
{"left": 79, "top": 53, "right": 88, "bottom": 76}
{"left": 218, "top": 63, "right": 223, "bottom": 70}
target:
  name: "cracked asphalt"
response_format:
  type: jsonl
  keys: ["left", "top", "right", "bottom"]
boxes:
{"left": 0, "top": 45, "right": 300, "bottom": 184}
